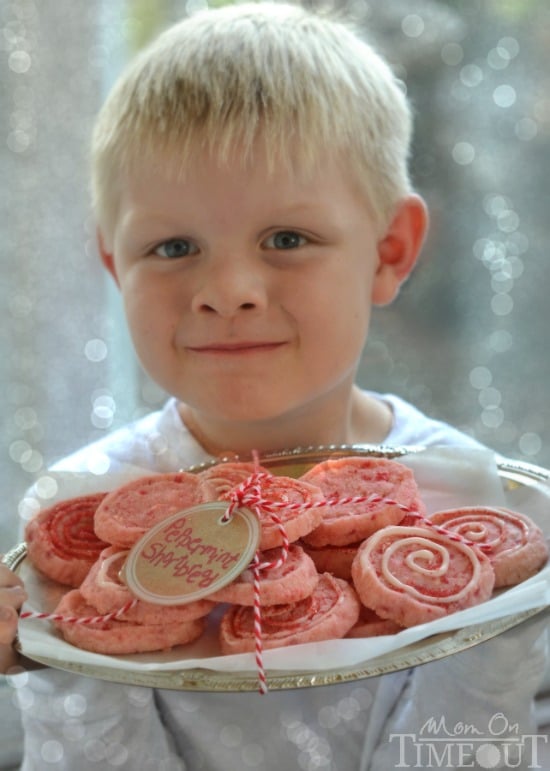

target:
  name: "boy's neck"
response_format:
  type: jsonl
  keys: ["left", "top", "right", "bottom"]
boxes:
{"left": 177, "top": 387, "right": 393, "bottom": 459}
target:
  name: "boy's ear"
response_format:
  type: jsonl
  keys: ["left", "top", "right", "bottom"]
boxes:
{"left": 371, "top": 194, "right": 428, "bottom": 306}
{"left": 97, "top": 228, "right": 120, "bottom": 287}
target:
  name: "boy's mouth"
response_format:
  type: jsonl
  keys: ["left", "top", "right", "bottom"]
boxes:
{"left": 187, "top": 341, "right": 286, "bottom": 354}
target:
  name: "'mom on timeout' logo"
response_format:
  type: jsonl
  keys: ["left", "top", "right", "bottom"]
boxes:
{"left": 389, "top": 712, "right": 548, "bottom": 768}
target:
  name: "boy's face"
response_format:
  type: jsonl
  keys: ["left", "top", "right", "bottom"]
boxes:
{"left": 100, "top": 145, "right": 420, "bottom": 443}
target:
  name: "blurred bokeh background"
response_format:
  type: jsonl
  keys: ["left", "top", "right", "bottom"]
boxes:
{"left": 0, "top": 1, "right": 549, "bottom": 766}
{"left": 1, "top": 0, "right": 549, "bottom": 548}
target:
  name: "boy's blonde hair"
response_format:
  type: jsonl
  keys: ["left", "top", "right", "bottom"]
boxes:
{"left": 92, "top": 2, "right": 413, "bottom": 237}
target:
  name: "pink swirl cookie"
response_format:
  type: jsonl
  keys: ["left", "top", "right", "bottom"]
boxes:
{"left": 94, "top": 472, "right": 204, "bottom": 547}
{"left": 80, "top": 547, "right": 216, "bottom": 624}
{"left": 25, "top": 493, "right": 109, "bottom": 587}
{"left": 428, "top": 507, "right": 548, "bottom": 587}
{"left": 300, "top": 457, "right": 424, "bottom": 547}
{"left": 207, "top": 544, "right": 319, "bottom": 606}
{"left": 224, "top": 474, "right": 325, "bottom": 550}
{"left": 300, "top": 541, "right": 362, "bottom": 580}
{"left": 351, "top": 525, "right": 495, "bottom": 627}
{"left": 53, "top": 590, "right": 205, "bottom": 655}
{"left": 198, "top": 460, "right": 271, "bottom": 500}
{"left": 219, "top": 573, "right": 360, "bottom": 654}
{"left": 346, "top": 607, "right": 403, "bottom": 638}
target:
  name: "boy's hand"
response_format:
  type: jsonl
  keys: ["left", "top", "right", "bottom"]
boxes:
{"left": 0, "top": 559, "right": 26, "bottom": 672}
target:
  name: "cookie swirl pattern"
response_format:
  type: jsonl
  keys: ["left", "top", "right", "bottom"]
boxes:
{"left": 351, "top": 525, "right": 495, "bottom": 627}
{"left": 428, "top": 506, "right": 548, "bottom": 587}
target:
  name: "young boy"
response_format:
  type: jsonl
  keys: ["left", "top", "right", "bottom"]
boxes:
{"left": 1, "top": 4, "right": 547, "bottom": 769}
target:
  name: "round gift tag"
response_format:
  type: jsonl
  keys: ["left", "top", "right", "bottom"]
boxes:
{"left": 123, "top": 502, "right": 260, "bottom": 604}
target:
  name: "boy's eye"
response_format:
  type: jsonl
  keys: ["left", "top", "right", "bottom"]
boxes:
{"left": 264, "top": 231, "right": 307, "bottom": 250}
{"left": 153, "top": 239, "right": 198, "bottom": 259}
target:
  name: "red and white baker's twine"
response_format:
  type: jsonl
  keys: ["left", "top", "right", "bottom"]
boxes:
{"left": 20, "top": 598, "right": 138, "bottom": 626}
{"left": 21, "top": 465, "right": 490, "bottom": 695}
{"left": 224, "top": 467, "right": 290, "bottom": 693}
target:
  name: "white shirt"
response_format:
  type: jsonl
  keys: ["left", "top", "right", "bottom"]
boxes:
{"left": 17, "top": 394, "right": 548, "bottom": 770}
{"left": 54, "top": 394, "right": 483, "bottom": 476}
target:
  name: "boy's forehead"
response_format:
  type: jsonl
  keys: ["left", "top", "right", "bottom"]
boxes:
{"left": 130, "top": 136, "right": 306, "bottom": 176}
{"left": 113, "top": 139, "right": 379, "bottom": 237}
{"left": 126, "top": 136, "right": 359, "bottom": 192}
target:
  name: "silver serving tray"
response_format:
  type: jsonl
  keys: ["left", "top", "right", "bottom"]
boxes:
{"left": 4, "top": 445, "right": 549, "bottom": 691}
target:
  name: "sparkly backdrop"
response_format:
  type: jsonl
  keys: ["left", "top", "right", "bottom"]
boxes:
{"left": 0, "top": 0, "right": 549, "bottom": 766}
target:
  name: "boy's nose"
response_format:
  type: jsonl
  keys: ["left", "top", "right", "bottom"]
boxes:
{"left": 190, "top": 260, "right": 268, "bottom": 318}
